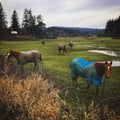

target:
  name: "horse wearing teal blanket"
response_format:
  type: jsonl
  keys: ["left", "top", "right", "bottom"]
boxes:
{"left": 70, "top": 58, "right": 112, "bottom": 96}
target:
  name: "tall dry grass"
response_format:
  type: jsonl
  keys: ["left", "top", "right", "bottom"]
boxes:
{"left": 85, "top": 101, "right": 120, "bottom": 120}
{"left": 0, "top": 74, "right": 61, "bottom": 120}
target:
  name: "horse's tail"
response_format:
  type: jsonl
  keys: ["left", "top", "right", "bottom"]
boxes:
{"left": 39, "top": 53, "right": 42, "bottom": 61}
{"left": 39, "top": 53, "right": 42, "bottom": 74}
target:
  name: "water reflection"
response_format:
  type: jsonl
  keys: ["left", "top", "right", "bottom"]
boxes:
{"left": 111, "top": 61, "right": 120, "bottom": 67}
{"left": 76, "top": 44, "right": 96, "bottom": 47}
{"left": 88, "top": 50, "right": 120, "bottom": 57}
{"left": 88, "top": 50, "right": 120, "bottom": 67}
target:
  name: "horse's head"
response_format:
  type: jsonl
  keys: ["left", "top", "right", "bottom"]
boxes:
{"left": 5, "top": 50, "right": 12, "bottom": 64}
{"left": 95, "top": 61, "right": 112, "bottom": 79}
{"left": 104, "top": 61, "right": 112, "bottom": 79}
{"left": 6, "top": 50, "right": 14, "bottom": 59}
{"left": 6, "top": 50, "right": 20, "bottom": 61}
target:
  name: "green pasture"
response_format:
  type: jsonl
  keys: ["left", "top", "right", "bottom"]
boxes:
{"left": 0, "top": 37, "right": 120, "bottom": 118}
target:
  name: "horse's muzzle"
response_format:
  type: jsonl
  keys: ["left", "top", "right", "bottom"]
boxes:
{"left": 106, "top": 76, "right": 110, "bottom": 79}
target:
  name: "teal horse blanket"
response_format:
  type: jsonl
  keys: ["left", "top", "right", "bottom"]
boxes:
{"left": 70, "top": 58, "right": 104, "bottom": 86}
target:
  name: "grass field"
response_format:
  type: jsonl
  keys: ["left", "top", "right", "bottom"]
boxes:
{"left": 0, "top": 37, "right": 120, "bottom": 119}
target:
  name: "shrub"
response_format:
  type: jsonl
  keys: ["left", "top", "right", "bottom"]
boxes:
{"left": 0, "top": 74, "right": 60, "bottom": 120}
{"left": 85, "top": 101, "right": 120, "bottom": 120}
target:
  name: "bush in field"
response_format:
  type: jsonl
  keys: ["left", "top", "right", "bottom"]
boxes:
{"left": 85, "top": 101, "right": 120, "bottom": 120}
{"left": 0, "top": 74, "right": 61, "bottom": 120}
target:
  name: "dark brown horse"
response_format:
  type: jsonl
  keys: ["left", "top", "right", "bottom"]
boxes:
{"left": 6, "top": 50, "right": 42, "bottom": 73}
{"left": 41, "top": 40, "right": 45, "bottom": 45}
{"left": 70, "top": 58, "right": 112, "bottom": 96}
{"left": 69, "top": 41, "right": 74, "bottom": 48}
{"left": 58, "top": 44, "right": 67, "bottom": 54}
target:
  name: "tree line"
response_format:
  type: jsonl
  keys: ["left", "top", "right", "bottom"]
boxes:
{"left": 0, "top": 2, "right": 46, "bottom": 39}
{"left": 0, "top": 2, "right": 120, "bottom": 39}
{"left": 104, "top": 16, "right": 120, "bottom": 37}
{"left": 47, "top": 27, "right": 104, "bottom": 38}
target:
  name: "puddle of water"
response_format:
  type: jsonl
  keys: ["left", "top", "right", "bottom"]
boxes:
{"left": 88, "top": 50, "right": 120, "bottom": 57}
{"left": 73, "top": 44, "right": 120, "bottom": 66}
{"left": 111, "top": 61, "right": 120, "bottom": 67}
{"left": 98, "top": 46, "right": 106, "bottom": 49}
{"left": 75, "top": 44, "right": 96, "bottom": 47}
{"left": 75, "top": 44, "right": 106, "bottom": 48}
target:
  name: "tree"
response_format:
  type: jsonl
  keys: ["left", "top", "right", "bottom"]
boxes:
{"left": 36, "top": 15, "right": 46, "bottom": 37}
{"left": 22, "top": 8, "right": 46, "bottom": 37}
{"left": 11, "top": 10, "right": 20, "bottom": 33}
{"left": 22, "top": 8, "right": 36, "bottom": 35}
{"left": 105, "top": 16, "right": 120, "bottom": 37}
{"left": 0, "top": 2, "right": 7, "bottom": 37}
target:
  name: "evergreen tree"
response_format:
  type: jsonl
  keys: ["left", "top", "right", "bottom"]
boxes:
{"left": 36, "top": 15, "right": 46, "bottom": 37}
{"left": 105, "top": 16, "right": 120, "bottom": 37}
{"left": 22, "top": 8, "right": 36, "bottom": 35}
{"left": 0, "top": 2, "right": 7, "bottom": 37}
{"left": 11, "top": 10, "right": 20, "bottom": 33}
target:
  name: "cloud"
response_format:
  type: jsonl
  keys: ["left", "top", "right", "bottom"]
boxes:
{"left": 1, "top": 0, "right": 120, "bottom": 28}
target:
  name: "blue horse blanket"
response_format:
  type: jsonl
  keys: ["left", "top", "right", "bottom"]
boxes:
{"left": 70, "top": 58, "right": 104, "bottom": 86}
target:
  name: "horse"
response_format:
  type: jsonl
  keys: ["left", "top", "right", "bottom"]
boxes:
{"left": 6, "top": 50, "right": 42, "bottom": 73}
{"left": 69, "top": 41, "right": 74, "bottom": 48}
{"left": 58, "top": 44, "right": 67, "bottom": 55}
{"left": 41, "top": 40, "right": 45, "bottom": 45}
{"left": 70, "top": 58, "right": 112, "bottom": 96}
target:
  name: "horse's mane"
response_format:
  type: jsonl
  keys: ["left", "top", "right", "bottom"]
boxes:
{"left": 94, "top": 62, "right": 105, "bottom": 76}
{"left": 10, "top": 50, "right": 21, "bottom": 57}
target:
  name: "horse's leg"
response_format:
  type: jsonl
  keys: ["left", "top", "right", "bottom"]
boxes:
{"left": 60, "top": 50, "right": 62, "bottom": 54}
{"left": 17, "top": 65, "right": 24, "bottom": 77}
{"left": 64, "top": 50, "right": 65, "bottom": 55}
{"left": 58, "top": 49, "right": 61, "bottom": 54}
{"left": 38, "top": 62, "right": 42, "bottom": 74}
{"left": 72, "top": 77, "right": 78, "bottom": 87}
{"left": 20, "top": 65, "right": 24, "bottom": 72}
{"left": 62, "top": 50, "right": 64, "bottom": 54}
{"left": 96, "top": 86, "right": 99, "bottom": 97}
{"left": 34, "top": 62, "right": 37, "bottom": 71}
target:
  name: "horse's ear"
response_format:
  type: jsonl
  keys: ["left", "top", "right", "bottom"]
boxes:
{"left": 105, "top": 61, "right": 107, "bottom": 64}
{"left": 110, "top": 61, "right": 112, "bottom": 65}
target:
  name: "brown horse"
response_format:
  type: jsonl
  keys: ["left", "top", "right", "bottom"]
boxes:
{"left": 69, "top": 41, "right": 74, "bottom": 48}
{"left": 58, "top": 44, "right": 67, "bottom": 54}
{"left": 70, "top": 58, "right": 112, "bottom": 96}
{"left": 41, "top": 40, "right": 45, "bottom": 45}
{"left": 6, "top": 50, "right": 42, "bottom": 73}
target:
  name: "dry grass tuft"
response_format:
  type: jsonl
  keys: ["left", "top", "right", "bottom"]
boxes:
{"left": 0, "top": 74, "right": 61, "bottom": 120}
{"left": 85, "top": 101, "right": 120, "bottom": 120}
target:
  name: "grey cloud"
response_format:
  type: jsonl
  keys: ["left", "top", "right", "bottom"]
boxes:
{"left": 68, "top": 0, "right": 120, "bottom": 13}
{"left": 1, "top": 0, "right": 120, "bottom": 28}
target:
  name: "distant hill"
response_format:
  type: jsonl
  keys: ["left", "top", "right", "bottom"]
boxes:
{"left": 46, "top": 26, "right": 104, "bottom": 38}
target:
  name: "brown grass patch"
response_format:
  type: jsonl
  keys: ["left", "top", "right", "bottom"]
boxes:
{"left": 0, "top": 74, "right": 61, "bottom": 120}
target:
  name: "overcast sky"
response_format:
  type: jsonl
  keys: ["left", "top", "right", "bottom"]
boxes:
{"left": 1, "top": 0, "right": 120, "bottom": 28}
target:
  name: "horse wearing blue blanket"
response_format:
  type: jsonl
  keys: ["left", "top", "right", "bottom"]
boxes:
{"left": 70, "top": 58, "right": 112, "bottom": 96}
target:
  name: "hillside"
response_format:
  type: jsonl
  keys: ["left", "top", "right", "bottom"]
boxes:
{"left": 47, "top": 26, "right": 104, "bottom": 38}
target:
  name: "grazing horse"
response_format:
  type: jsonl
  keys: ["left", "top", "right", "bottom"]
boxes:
{"left": 69, "top": 41, "right": 74, "bottom": 48}
{"left": 58, "top": 44, "right": 67, "bottom": 54}
{"left": 41, "top": 40, "right": 45, "bottom": 45}
{"left": 70, "top": 58, "right": 112, "bottom": 96}
{"left": 6, "top": 50, "right": 42, "bottom": 73}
